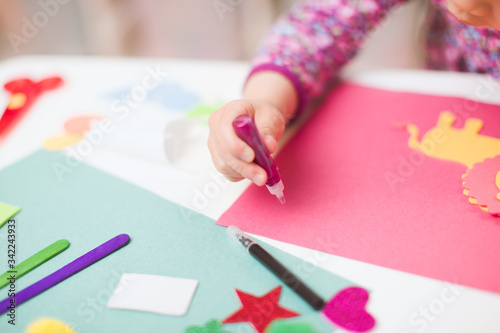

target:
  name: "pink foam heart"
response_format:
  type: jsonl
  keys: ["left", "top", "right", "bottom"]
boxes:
{"left": 322, "top": 287, "right": 375, "bottom": 332}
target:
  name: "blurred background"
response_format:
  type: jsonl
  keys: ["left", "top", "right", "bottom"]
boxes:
{"left": 0, "top": 0, "right": 427, "bottom": 72}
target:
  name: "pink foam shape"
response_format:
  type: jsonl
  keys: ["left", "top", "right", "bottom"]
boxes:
{"left": 64, "top": 115, "right": 105, "bottom": 134}
{"left": 322, "top": 287, "right": 375, "bottom": 332}
{"left": 463, "top": 156, "right": 500, "bottom": 214}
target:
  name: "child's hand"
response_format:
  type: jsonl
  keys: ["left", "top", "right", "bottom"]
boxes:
{"left": 207, "top": 99, "right": 285, "bottom": 186}
{"left": 207, "top": 71, "right": 298, "bottom": 185}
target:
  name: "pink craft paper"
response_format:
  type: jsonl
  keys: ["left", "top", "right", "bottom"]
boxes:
{"left": 217, "top": 83, "right": 500, "bottom": 294}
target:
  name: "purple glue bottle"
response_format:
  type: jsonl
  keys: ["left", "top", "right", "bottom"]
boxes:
{"left": 232, "top": 114, "right": 286, "bottom": 204}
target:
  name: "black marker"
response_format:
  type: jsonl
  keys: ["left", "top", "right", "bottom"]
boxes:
{"left": 227, "top": 225, "right": 325, "bottom": 310}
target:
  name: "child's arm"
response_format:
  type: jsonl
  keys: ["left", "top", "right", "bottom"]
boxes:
{"left": 251, "top": 0, "right": 409, "bottom": 112}
{"left": 209, "top": 0, "right": 408, "bottom": 185}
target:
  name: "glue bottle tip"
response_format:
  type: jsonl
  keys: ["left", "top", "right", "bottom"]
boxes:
{"left": 277, "top": 194, "right": 286, "bottom": 204}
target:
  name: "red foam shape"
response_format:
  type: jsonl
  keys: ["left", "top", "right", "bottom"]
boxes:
{"left": 0, "top": 76, "right": 64, "bottom": 142}
{"left": 222, "top": 286, "right": 299, "bottom": 333}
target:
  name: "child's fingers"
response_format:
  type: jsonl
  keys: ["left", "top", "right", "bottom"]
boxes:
{"left": 210, "top": 136, "right": 267, "bottom": 185}
{"left": 207, "top": 99, "right": 283, "bottom": 185}
{"left": 210, "top": 153, "right": 244, "bottom": 182}
{"left": 217, "top": 125, "right": 255, "bottom": 163}
{"left": 208, "top": 103, "right": 264, "bottom": 185}
{"left": 207, "top": 133, "right": 242, "bottom": 180}
{"left": 253, "top": 102, "right": 285, "bottom": 154}
{"left": 218, "top": 151, "right": 267, "bottom": 186}
{"left": 212, "top": 100, "right": 256, "bottom": 163}
{"left": 263, "top": 135, "right": 278, "bottom": 156}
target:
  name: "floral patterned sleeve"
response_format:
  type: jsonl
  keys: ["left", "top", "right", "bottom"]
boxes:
{"left": 250, "top": 0, "right": 409, "bottom": 114}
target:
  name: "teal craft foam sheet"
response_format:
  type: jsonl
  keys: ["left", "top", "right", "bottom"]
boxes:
{"left": 0, "top": 150, "right": 356, "bottom": 332}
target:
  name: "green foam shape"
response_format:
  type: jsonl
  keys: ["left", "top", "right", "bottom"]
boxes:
{"left": 0, "top": 239, "right": 70, "bottom": 289}
{"left": 267, "top": 320, "right": 316, "bottom": 333}
{"left": 186, "top": 104, "right": 222, "bottom": 119}
{"left": 0, "top": 202, "right": 21, "bottom": 228}
{"left": 185, "top": 319, "right": 229, "bottom": 333}
{"left": 186, "top": 103, "right": 223, "bottom": 125}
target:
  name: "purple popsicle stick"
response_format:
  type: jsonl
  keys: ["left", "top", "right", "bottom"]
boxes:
{"left": 0, "top": 234, "right": 130, "bottom": 314}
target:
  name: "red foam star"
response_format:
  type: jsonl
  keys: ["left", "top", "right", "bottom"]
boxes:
{"left": 222, "top": 286, "right": 299, "bottom": 333}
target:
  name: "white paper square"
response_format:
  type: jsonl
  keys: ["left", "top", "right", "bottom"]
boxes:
{"left": 107, "top": 273, "right": 199, "bottom": 316}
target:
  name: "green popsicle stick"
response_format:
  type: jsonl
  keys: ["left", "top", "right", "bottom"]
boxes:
{"left": 0, "top": 239, "right": 70, "bottom": 289}
{"left": 0, "top": 202, "right": 21, "bottom": 228}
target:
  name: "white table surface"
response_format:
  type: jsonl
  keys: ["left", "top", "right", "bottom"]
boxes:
{"left": 1, "top": 56, "right": 499, "bottom": 333}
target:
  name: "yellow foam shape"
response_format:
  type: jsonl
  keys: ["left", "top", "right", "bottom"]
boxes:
{"left": 8, "top": 93, "right": 27, "bottom": 109}
{"left": 480, "top": 206, "right": 490, "bottom": 213}
{"left": 407, "top": 111, "right": 500, "bottom": 169}
{"left": 465, "top": 192, "right": 495, "bottom": 213}
{"left": 44, "top": 134, "right": 84, "bottom": 151}
{"left": 465, "top": 189, "right": 498, "bottom": 215}
{"left": 25, "top": 318, "right": 75, "bottom": 333}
